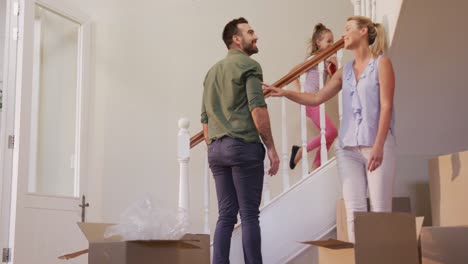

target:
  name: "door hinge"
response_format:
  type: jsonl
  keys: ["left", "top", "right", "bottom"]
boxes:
{"left": 8, "top": 135, "right": 14, "bottom": 149}
{"left": 2, "top": 248, "right": 11, "bottom": 262}
{"left": 13, "top": 1, "right": 20, "bottom": 16}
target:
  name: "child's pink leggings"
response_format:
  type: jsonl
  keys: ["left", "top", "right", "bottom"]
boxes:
{"left": 305, "top": 105, "right": 338, "bottom": 166}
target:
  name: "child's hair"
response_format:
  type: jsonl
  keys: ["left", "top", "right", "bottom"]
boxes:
{"left": 307, "top": 23, "right": 332, "bottom": 56}
{"left": 347, "top": 16, "right": 387, "bottom": 58}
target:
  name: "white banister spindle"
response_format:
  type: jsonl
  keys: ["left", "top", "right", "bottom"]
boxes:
{"left": 203, "top": 146, "right": 210, "bottom": 234}
{"left": 366, "top": 0, "right": 372, "bottom": 19}
{"left": 178, "top": 118, "right": 190, "bottom": 212}
{"left": 281, "top": 97, "right": 290, "bottom": 190}
{"left": 353, "top": 0, "right": 361, "bottom": 16}
{"left": 337, "top": 50, "right": 344, "bottom": 123}
{"left": 318, "top": 61, "right": 328, "bottom": 166}
{"left": 299, "top": 74, "right": 309, "bottom": 178}
{"left": 361, "top": 0, "right": 365, "bottom": 16}
{"left": 263, "top": 159, "right": 271, "bottom": 204}
{"left": 372, "top": 0, "right": 377, "bottom": 21}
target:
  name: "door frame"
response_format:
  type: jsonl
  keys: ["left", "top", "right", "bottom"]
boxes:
{"left": 0, "top": 0, "right": 20, "bottom": 258}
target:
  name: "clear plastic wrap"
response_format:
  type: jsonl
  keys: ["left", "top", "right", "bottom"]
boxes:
{"left": 104, "top": 195, "right": 190, "bottom": 240}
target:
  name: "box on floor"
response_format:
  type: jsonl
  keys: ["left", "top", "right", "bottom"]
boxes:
{"left": 429, "top": 150, "right": 468, "bottom": 227}
{"left": 303, "top": 212, "right": 423, "bottom": 264}
{"left": 336, "top": 197, "right": 412, "bottom": 241}
{"left": 61, "top": 222, "right": 210, "bottom": 264}
{"left": 422, "top": 150, "right": 468, "bottom": 264}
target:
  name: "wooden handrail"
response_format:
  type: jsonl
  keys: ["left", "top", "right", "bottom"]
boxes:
{"left": 190, "top": 38, "right": 345, "bottom": 149}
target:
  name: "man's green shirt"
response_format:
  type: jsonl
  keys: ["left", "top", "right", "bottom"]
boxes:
{"left": 201, "top": 49, "right": 267, "bottom": 144}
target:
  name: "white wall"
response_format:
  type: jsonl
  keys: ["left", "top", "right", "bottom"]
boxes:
{"left": 375, "top": 0, "right": 403, "bottom": 46}
{"left": 63, "top": 0, "right": 353, "bottom": 232}
{"left": 391, "top": 0, "right": 468, "bottom": 156}
{"left": 376, "top": 0, "right": 468, "bottom": 223}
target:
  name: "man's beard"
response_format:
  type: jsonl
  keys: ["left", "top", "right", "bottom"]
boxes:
{"left": 242, "top": 40, "right": 258, "bottom": 56}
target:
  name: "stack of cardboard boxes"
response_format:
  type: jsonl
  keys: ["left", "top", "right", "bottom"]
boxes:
{"left": 421, "top": 150, "right": 468, "bottom": 263}
{"left": 303, "top": 150, "right": 468, "bottom": 264}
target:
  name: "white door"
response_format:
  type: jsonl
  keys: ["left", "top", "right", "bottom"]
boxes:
{"left": 6, "top": 0, "right": 91, "bottom": 263}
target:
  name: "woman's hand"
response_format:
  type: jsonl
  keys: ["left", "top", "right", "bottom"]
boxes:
{"left": 368, "top": 145, "right": 384, "bottom": 172}
{"left": 262, "top": 82, "right": 288, "bottom": 97}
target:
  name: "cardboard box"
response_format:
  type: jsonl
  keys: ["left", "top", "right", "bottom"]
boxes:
{"left": 77, "top": 223, "right": 210, "bottom": 264}
{"left": 336, "top": 197, "right": 412, "bottom": 241}
{"left": 306, "top": 239, "right": 354, "bottom": 264}
{"left": 420, "top": 226, "right": 468, "bottom": 264}
{"left": 429, "top": 150, "right": 468, "bottom": 226}
{"left": 303, "top": 212, "right": 423, "bottom": 264}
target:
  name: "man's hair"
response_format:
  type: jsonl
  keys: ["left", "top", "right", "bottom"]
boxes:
{"left": 222, "top": 17, "right": 249, "bottom": 49}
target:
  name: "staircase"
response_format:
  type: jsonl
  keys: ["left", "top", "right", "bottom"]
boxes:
{"left": 229, "top": 159, "right": 342, "bottom": 263}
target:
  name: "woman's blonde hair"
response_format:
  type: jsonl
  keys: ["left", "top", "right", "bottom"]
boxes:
{"left": 347, "top": 16, "right": 387, "bottom": 58}
{"left": 307, "top": 23, "right": 332, "bottom": 56}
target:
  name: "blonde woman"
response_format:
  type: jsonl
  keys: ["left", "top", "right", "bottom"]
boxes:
{"left": 263, "top": 16, "right": 396, "bottom": 242}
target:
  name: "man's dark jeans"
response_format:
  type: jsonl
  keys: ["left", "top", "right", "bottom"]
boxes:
{"left": 208, "top": 136, "right": 265, "bottom": 264}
